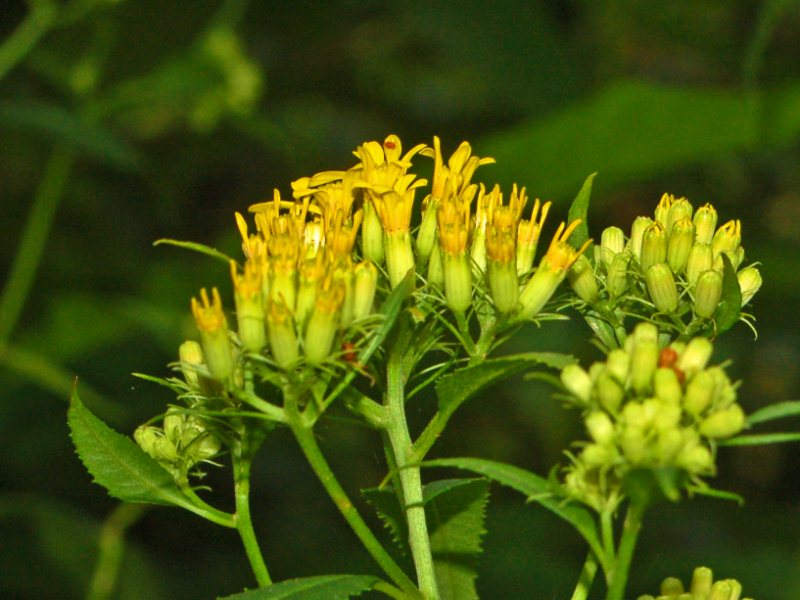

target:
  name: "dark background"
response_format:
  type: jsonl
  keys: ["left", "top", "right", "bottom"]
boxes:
{"left": 2, "top": 1, "right": 800, "bottom": 598}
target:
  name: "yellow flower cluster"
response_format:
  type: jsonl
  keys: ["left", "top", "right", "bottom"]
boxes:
{"left": 187, "top": 134, "right": 589, "bottom": 378}
{"left": 561, "top": 323, "right": 745, "bottom": 513}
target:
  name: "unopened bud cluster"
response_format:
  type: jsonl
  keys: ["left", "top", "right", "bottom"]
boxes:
{"left": 560, "top": 322, "right": 745, "bottom": 512}
{"left": 637, "top": 566, "right": 752, "bottom": 600}
{"left": 568, "top": 194, "right": 761, "bottom": 337}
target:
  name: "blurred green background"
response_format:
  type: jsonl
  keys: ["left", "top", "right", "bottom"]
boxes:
{"left": 2, "top": 1, "right": 800, "bottom": 598}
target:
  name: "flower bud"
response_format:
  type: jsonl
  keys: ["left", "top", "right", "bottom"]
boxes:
{"left": 303, "top": 277, "right": 345, "bottom": 364}
{"left": 654, "top": 367, "right": 682, "bottom": 404}
{"left": 667, "top": 217, "right": 695, "bottom": 274}
{"left": 596, "top": 371, "right": 625, "bottom": 413}
{"left": 654, "top": 193, "right": 672, "bottom": 227}
{"left": 163, "top": 409, "right": 184, "bottom": 445}
{"left": 683, "top": 370, "right": 714, "bottom": 415}
{"left": 427, "top": 245, "right": 444, "bottom": 286}
{"left": 561, "top": 364, "right": 592, "bottom": 405}
{"left": 686, "top": 243, "right": 713, "bottom": 286}
{"left": 629, "top": 216, "right": 653, "bottom": 261}
{"left": 178, "top": 340, "right": 204, "bottom": 392}
{"left": 385, "top": 230, "right": 415, "bottom": 289}
{"left": 700, "top": 405, "right": 745, "bottom": 439}
{"left": 712, "top": 220, "right": 741, "bottom": 258}
{"left": 517, "top": 266, "right": 563, "bottom": 319}
{"left": 230, "top": 260, "right": 266, "bottom": 353}
{"left": 660, "top": 576, "right": 685, "bottom": 596}
{"left": 600, "top": 226, "right": 625, "bottom": 266}
{"left": 641, "top": 222, "right": 668, "bottom": 271}
{"left": 694, "top": 270, "right": 723, "bottom": 318}
{"left": 586, "top": 411, "right": 615, "bottom": 445}
{"left": 361, "top": 199, "right": 385, "bottom": 264}
{"left": 630, "top": 340, "right": 659, "bottom": 396}
{"left": 737, "top": 266, "right": 762, "bottom": 306}
{"left": 693, "top": 203, "right": 718, "bottom": 244}
{"left": 709, "top": 581, "right": 734, "bottom": 600}
{"left": 653, "top": 401, "right": 681, "bottom": 432}
{"left": 676, "top": 337, "right": 713, "bottom": 375}
{"left": 443, "top": 252, "right": 473, "bottom": 313}
{"left": 606, "top": 251, "right": 631, "bottom": 297}
{"left": 488, "top": 258, "right": 520, "bottom": 313}
{"left": 580, "top": 443, "right": 616, "bottom": 468}
{"left": 690, "top": 567, "right": 713, "bottom": 598}
{"left": 415, "top": 196, "right": 439, "bottom": 266}
{"left": 666, "top": 198, "right": 693, "bottom": 234}
{"left": 606, "top": 349, "right": 630, "bottom": 384}
{"left": 646, "top": 263, "right": 679, "bottom": 313}
{"left": 191, "top": 288, "right": 233, "bottom": 382}
{"left": 266, "top": 299, "right": 299, "bottom": 367}
{"left": 134, "top": 425, "right": 163, "bottom": 460}
{"left": 185, "top": 430, "right": 221, "bottom": 463}
{"left": 352, "top": 261, "right": 378, "bottom": 320}
{"left": 656, "top": 428, "right": 684, "bottom": 460}
{"left": 677, "top": 443, "right": 713, "bottom": 474}
{"left": 620, "top": 426, "right": 648, "bottom": 463}
{"left": 568, "top": 255, "right": 598, "bottom": 303}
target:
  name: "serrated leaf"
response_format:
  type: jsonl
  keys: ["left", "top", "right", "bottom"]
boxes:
{"left": 718, "top": 432, "right": 800, "bottom": 446}
{"left": 425, "top": 479, "right": 490, "bottom": 600}
{"left": 714, "top": 254, "right": 743, "bottom": 334}
{"left": 424, "top": 458, "right": 604, "bottom": 564}
{"left": 153, "top": 239, "right": 236, "bottom": 265}
{"left": 0, "top": 100, "right": 143, "bottom": 172}
{"left": 746, "top": 400, "right": 800, "bottom": 426}
{"left": 361, "top": 487, "right": 407, "bottom": 554}
{"left": 566, "top": 173, "right": 596, "bottom": 248}
{"left": 68, "top": 388, "right": 194, "bottom": 510}
{"left": 435, "top": 353, "right": 575, "bottom": 419}
{"left": 217, "top": 575, "right": 380, "bottom": 600}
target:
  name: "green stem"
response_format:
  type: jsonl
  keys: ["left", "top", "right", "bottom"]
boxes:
{"left": 605, "top": 502, "right": 646, "bottom": 600}
{"left": 0, "top": 0, "right": 58, "bottom": 82}
{"left": 385, "top": 360, "right": 440, "bottom": 600}
{"left": 0, "top": 145, "right": 74, "bottom": 343}
{"left": 232, "top": 439, "right": 272, "bottom": 587}
{"left": 178, "top": 481, "right": 237, "bottom": 528}
{"left": 85, "top": 503, "right": 147, "bottom": 600}
{"left": 600, "top": 509, "right": 616, "bottom": 563}
{"left": 287, "top": 405, "right": 419, "bottom": 597}
{"left": 570, "top": 550, "right": 599, "bottom": 600}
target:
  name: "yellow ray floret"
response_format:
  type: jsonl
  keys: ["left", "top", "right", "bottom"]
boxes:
{"left": 191, "top": 288, "right": 227, "bottom": 333}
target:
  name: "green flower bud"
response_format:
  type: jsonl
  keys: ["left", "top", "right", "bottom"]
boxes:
{"left": 415, "top": 196, "right": 439, "bottom": 266}
{"left": 690, "top": 567, "right": 713, "bottom": 598}
{"left": 361, "top": 199, "right": 385, "bottom": 264}
{"left": 134, "top": 425, "right": 163, "bottom": 460}
{"left": 620, "top": 426, "right": 648, "bottom": 463}
{"left": 737, "top": 266, "right": 762, "bottom": 306}
{"left": 488, "top": 258, "right": 520, "bottom": 313}
{"left": 303, "top": 278, "right": 344, "bottom": 364}
{"left": 711, "top": 220, "right": 741, "bottom": 259}
{"left": 596, "top": 371, "right": 625, "bottom": 413}
{"left": 631, "top": 338, "right": 659, "bottom": 395}
{"left": 352, "top": 261, "right": 378, "bottom": 320}
{"left": 184, "top": 427, "right": 221, "bottom": 463}
{"left": 700, "top": 405, "right": 745, "bottom": 439}
{"left": 629, "top": 216, "right": 654, "bottom": 261}
{"left": 230, "top": 261, "right": 266, "bottom": 353}
{"left": 270, "top": 267, "right": 297, "bottom": 314}
{"left": 606, "top": 349, "right": 630, "bottom": 384}
{"left": 334, "top": 265, "right": 355, "bottom": 329}
{"left": 178, "top": 340, "right": 204, "bottom": 392}
{"left": 267, "top": 299, "right": 299, "bottom": 367}
{"left": 653, "top": 401, "right": 681, "bottom": 432}
{"left": 385, "top": 230, "right": 415, "bottom": 289}
{"left": 677, "top": 443, "right": 713, "bottom": 474}
{"left": 676, "top": 337, "right": 713, "bottom": 375}
{"left": 581, "top": 443, "right": 616, "bottom": 468}
{"left": 568, "top": 255, "right": 598, "bottom": 303}
{"left": 163, "top": 409, "right": 184, "bottom": 445}
{"left": 693, "top": 203, "right": 718, "bottom": 244}
{"left": 586, "top": 411, "right": 615, "bottom": 445}
{"left": 694, "top": 270, "right": 723, "bottom": 318}
{"left": 709, "top": 581, "right": 733, "bottom": 600}
{"left": 600, "top": 226, "right": 625, "bottom": 266}
{"left": 654, "top": 367, "right": 682, "bottom": 404}
{"left": 191, "top": 288, "right": 233, "bottom": 382}
{"left": 683, "top": 371, "right": 715, "bottom": 415}
{"left": 443, "top": 251, "right": 473, "bottom": 313}
{"left": 606, "top": 251, "right": 631, "bottom": 297}
{"left": 725, "top": 579, "right": 743, "bottom": 600}
{"left": 661, "top": 576, "right": 685, "bottom": 595}
{"left": 427, "top": 245, "right": 444, "bottom": 286}
{"left": 686, "top": 243, "right": 713, "bottom": 286}
{"left": 666, "top": 198, "right": 694, "bottom": 233}
{"left": 646, "top": 263, "right": 679, "bottom": 313}
{"left": 656, "top": 428, "right": 684, "bottom": 460}
{"left": 654, "top": 194, "right": 672, "bottom": 227}
{"left": 641, "top": 222, "right": 668, "bottom": 271}
{"left": 517, "top": 266, "right": 564, "bottom": 319}
{"left": 667, "top": 217, "right": 695, "bottom": 274}
{"left": 470, "top": 225, "right": 488, "bottom": 276}
{"left": 561, "top": 364, "right": 593, "bottom": 405}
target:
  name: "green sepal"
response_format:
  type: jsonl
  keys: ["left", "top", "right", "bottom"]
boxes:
{"left": 567, "top": 173, "right": 597, "bottom": 248}
{"left": 216, "top": 575, "right": 381, "bottom": 600}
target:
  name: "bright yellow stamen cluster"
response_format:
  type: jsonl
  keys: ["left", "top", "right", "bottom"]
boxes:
{"left": 191, "top": 288, "right": 227, "bottom": 332}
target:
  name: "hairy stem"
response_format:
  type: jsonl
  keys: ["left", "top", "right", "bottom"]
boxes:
{"left": 605, "top": 502, "right": 646, "bottom": 600}
{"left": 385, "top": 359, "right": 440, "bottom": 600}
{"left": 232, "top": 438, "right": 271, "bottom": 587}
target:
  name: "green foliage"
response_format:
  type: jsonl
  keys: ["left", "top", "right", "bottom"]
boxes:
{"left": 746, "top": 400, "right": 800, "bottom": 426}
{"left": 216, "top": 575, "right": 380, "bottom": 600}
{"left": 714, "top": 254, "right": 744, "bottom": 335}
{"left": 153, "top": 239, "right": 236, "bottom": 266}
{"left": 566, "top": 173, "right": 596, "bottom": 248}
{"left": 68, "top": 387, "right": 194, "bottom": 509}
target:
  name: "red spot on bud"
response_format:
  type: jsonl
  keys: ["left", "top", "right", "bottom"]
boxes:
{"left": 673, "top": 366, "right": 686, "bottom": 385}
{"left": 341, "top": 341, "right": 358, "bottom": 363}
{"left": 384, "top": 140, "right": 396, "bottom": 149}
{"left": 658, "top": 347, "right": 679, "bottom": 368}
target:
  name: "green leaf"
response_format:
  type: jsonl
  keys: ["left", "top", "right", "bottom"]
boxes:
{"left": 688, "top": 485, "right": 745, "bottom": 505}
{"left": 68, "top": 387, "right": 194, "bottom": 509}
{"left": 424, "top": 458, "right": 604, "bottom": 563}
{"left": 714, "top": 253, "right": 743, "bottom": 334}
{"left": 153, "top": 239, "right": 236, "bottom": 265}
{"left": 718, "top": 432, "right": 800, "bottom": 446}
{"left": 217, "top": 575, "right": 380, "bottom": 600}
{"left": 435, "top": 352, "right": 575, "bottom": 419}
{"left": 359, "top": 270, "right": 415, "bottom": 364}
{"left": 746, "top": 400, "right": 800, "bottom": 426}
{"left": 425, "top": 479, "right": 490, "bottom": 600}
{"left": 361, "top": 487, "right": 407, "bottom": 553}
{"left": 0, "top": 100, "right": 143, "bottom": 172}
{"left": 566, "top": 173, "right": 596, "bottom": 248}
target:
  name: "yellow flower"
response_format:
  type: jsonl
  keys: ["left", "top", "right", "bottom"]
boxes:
{"left": 516, "top": 198, "right": 551, "bottom": 276}
{"left": 191, "top": 287, "right": 233, "bottom": 380}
